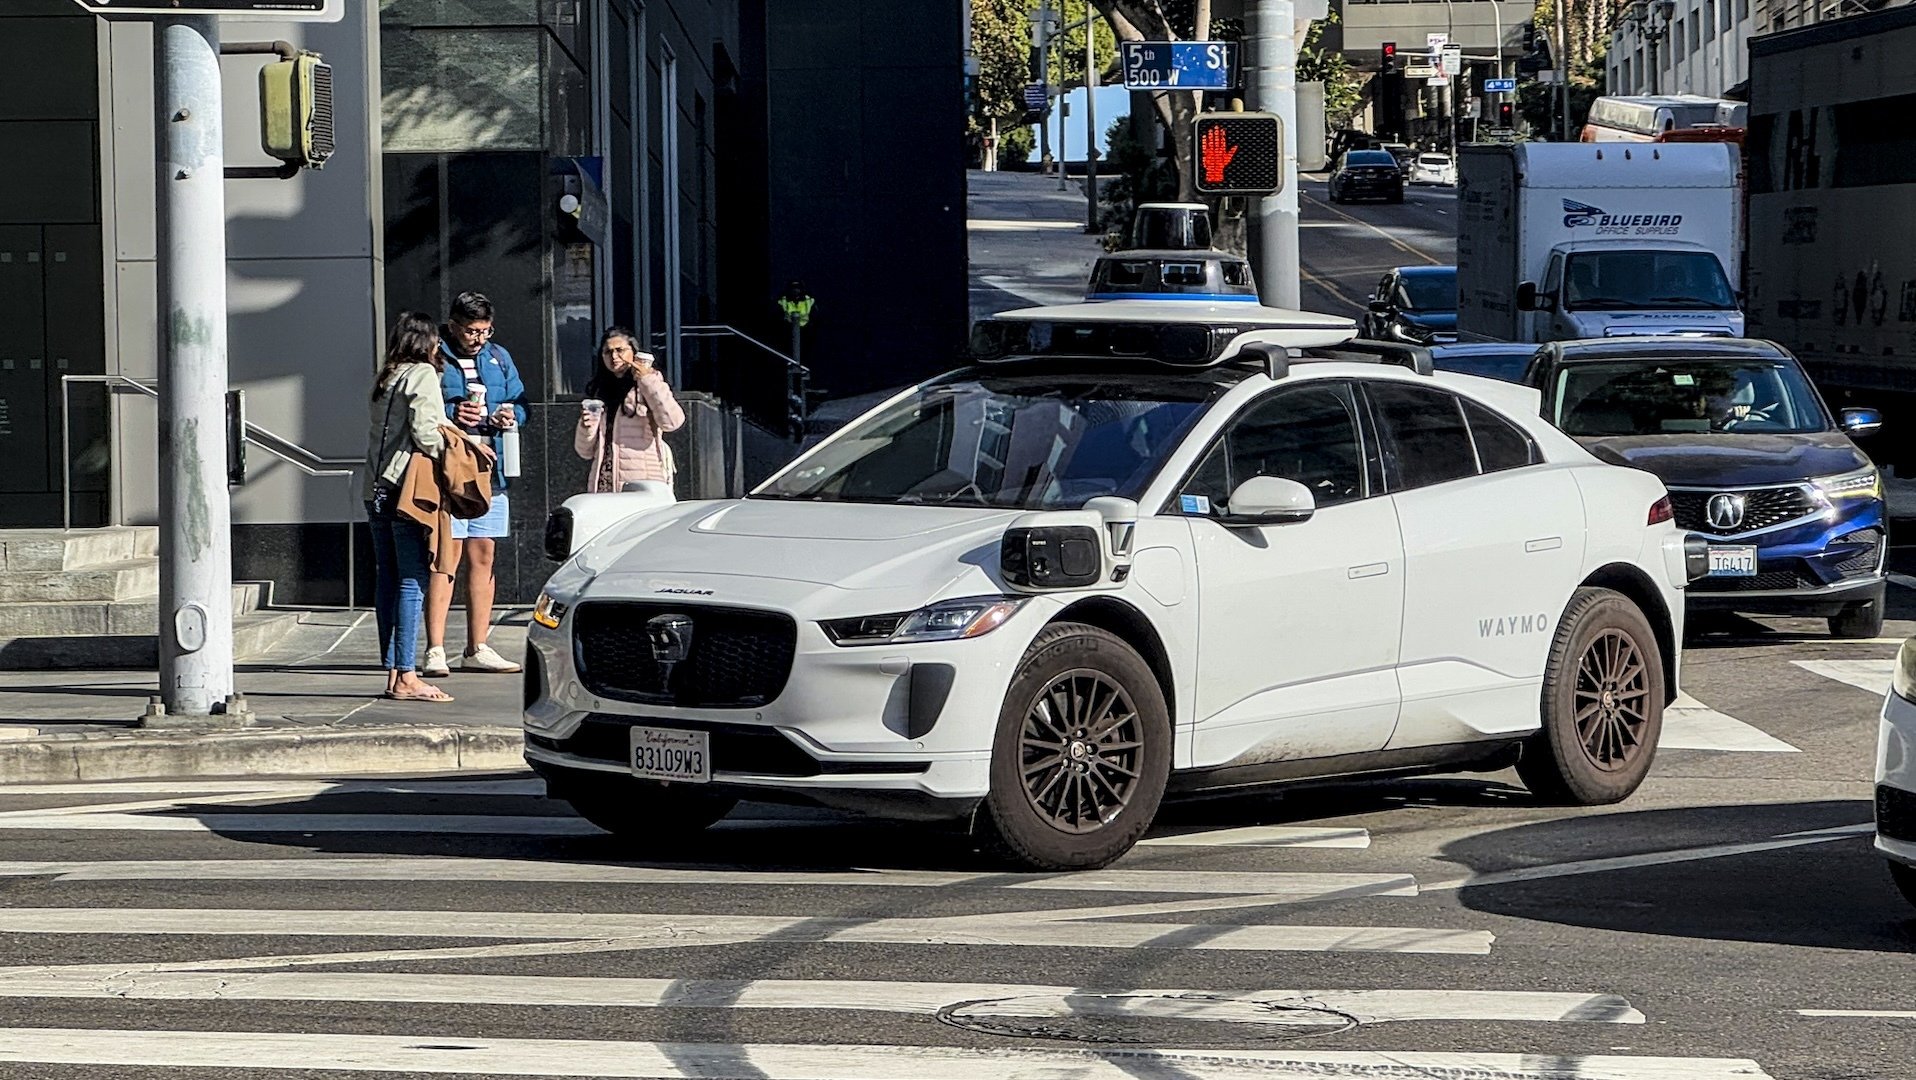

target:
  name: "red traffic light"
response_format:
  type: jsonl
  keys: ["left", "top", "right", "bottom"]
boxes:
{"left": 1193, "top": 113, "right": 1284, "bottom": 196}
{"left": 1382, "top": 41, "right": 1397, "bottom": 58}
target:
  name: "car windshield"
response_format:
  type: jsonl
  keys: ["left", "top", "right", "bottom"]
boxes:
{"left": 1562, "top": 251, "right": 1738, "bottom": 311}
{"left": 1553, "top": 359, "right": 1830, "bottom": 436}
{"left": 1347, "top": 151, "right": 1395, "bottom": 166}
{"left": 755, "top": 370, "right": 1225, "bottom": 509}
{"left": 1398, "top": 272, "right": 1457, "bottom": 312}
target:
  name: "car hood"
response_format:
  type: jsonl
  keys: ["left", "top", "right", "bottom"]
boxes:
{"left": 574, "top": 499, "right": 1024, "bottom": 607}
{"left": 1575, "top": 431, "right": 1869, "bottom": 488}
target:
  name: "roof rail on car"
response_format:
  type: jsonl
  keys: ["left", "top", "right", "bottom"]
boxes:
{"left": 1233, "top": 339, "right": 1436, "bottom": 380}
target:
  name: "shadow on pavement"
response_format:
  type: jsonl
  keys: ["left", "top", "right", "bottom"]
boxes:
{"left": 1444, "top": 799, "right": 1916, "bottom": 953}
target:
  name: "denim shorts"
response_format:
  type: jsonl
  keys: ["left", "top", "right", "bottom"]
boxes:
{"left": 451, "top": 492, "right": 510, "bottom": 539}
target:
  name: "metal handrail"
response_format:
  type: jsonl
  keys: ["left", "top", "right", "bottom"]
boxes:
{"left": 59, "top": 374, "right": 362, "bottom": 608}
{"left": 678, "top": 323, "right": 809, "bottom": 374}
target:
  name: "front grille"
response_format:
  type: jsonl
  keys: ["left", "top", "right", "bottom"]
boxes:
{"left": 1670, "top": 486, "right": 1820, "bottom": 535}
{"left": 574, "top": 602, "right": 795, "bottom": 709}
{"left": 1878, "top": 784, "right": 1916, "bottom": 843}
{"left": 1833, "top": 528, "right": 1885, "bottom": 578}
{"left": 1689, "top": 565, "right": 1820, "bottom": 592}
{"left": 528, "top": 716, "right": 929, "bottom": 778}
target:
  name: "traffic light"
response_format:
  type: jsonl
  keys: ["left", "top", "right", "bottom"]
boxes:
{"left": 1193, "top": 113, "right": 1284, "bottom": 196}
{"left": 259, "top": 52, "right": 335, "bottom": 170}
{"left": 1498, "top": 102, "right": 1515, "bottom": 127}
{"left": 1522, "top": 22, "right": 1535, "bottom": 48}
{"left": 1381, "top": 41, "right": 1397, "bottom": 74}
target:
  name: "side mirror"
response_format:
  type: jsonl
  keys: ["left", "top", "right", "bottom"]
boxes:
{"left": 1221, "top": 476, "right": 1316, "bottom": 527}
{"left": 1842, "top": 408, "right": 1884, "bottom": 436}
{"left": 1368, "top": 295, "right": 1389, "bottom": 312}
{"left": 1515, "top": 282, "right": 1538, "bottom": 311}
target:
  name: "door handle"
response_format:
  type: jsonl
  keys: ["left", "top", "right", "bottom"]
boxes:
{"left": 1525, "top": 537, "right": 1563, "bottom": 553}
{"left": 1348, "top": 562, "right": 1389, "bottom": 579}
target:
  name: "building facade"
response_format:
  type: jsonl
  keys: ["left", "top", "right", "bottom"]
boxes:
{"left": 1606, "top": 0, "right": 1909, "bottom": 98}
{"left": 1330, "top": 0, "right": 1539, "bottom": 143}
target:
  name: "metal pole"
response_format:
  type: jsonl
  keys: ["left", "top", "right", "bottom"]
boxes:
{"left": 1251, "top": 0, "right": 1301, "bottom": 309}
{"left": 1492, "top": 0, "right": 1505, "bottom": 80}
{"left": 1036, "top": 6, "right": 1052, "bottom": 173}
{"left": 154, "top": 16, "right": 239, "bottom": 723}
{"left": 1057, "top": 28, "right": 1069, "bottom": 193}
{"left": 1084, "top": 22, "right": 1098, "bottom": 233}
{"left": 1555, "top": 0, "right": 1570, "bottom": 139}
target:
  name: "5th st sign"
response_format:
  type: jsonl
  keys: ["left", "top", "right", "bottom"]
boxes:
{"left": 67, "top": 0, "right": 342, "bottom": 18}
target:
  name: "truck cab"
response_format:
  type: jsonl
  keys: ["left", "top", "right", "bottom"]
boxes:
{"left": 1517, "top": 240, "right": 1745, "bottom": 340}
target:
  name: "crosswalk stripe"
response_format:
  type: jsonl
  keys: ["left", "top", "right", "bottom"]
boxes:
{"left": 0, "top": 1029, "right": 1776, "bottom": 1079}
{"left": 0, "top": 971, "right": 1644, "bottom": 1025}
{"left": 0, "top": 813, "right": 599, "bottom": 834}
{"left": 1796, "top": 1009, "right": 1916, "bottom": 1019}
{"left": 1140, "top": 825, "right": 1371, "bottom": 848}
{"left": 1792, "top": 659, "right": 1894, "bottom": 696}
{"left": 0, "top": 858, "right": 1416, "bottom": 899}
{"left": 0, "top": 907, "right": 1494, "bottom": 955}
{"left": 1658, "top": 694, "right": 1799, "bottom": 753}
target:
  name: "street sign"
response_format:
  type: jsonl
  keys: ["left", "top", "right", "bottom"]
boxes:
{"left": 67, "top": 0, "right": 342, "bottom": 18}
{"left": 1426, "top": 32, "right": 1448, "bottom": 49}
{"left": 1441, "top": 45, "right": 1463, "bottom": 77}
{"left": 1404, "top": 64, "right": 1438, "bottom": 79}
{"left": 1485, "top": 77, "right": 1518, "bottom": 93}
{"left": 1121, "top": 41, "right": 1240, "bottom": 90}
{"left": 1024, "top": 82, "right": 1048, "bottom": 112}
{"left": 1193, "top": 112, "right": 1284, "bottom": 196}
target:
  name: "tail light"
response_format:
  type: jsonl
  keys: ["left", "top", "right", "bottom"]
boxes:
{"left": 1648, "top": 496, "right": 1674, "bottom": 525}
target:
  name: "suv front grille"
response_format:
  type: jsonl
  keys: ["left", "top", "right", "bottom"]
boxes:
{"left": 1670, "top": 486, "right": 1820, "bottom": 535}
{"left": 1833, "top": 528, "right": 1885, "bottom": 578}
{"left": 1878, "top": 784, "right": 1916, "bottom": 843}
{"left": 573, "top": 602, "right": 795, "bottom": 709}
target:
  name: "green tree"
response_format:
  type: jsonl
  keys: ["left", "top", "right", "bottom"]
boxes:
{"left": 970, "top": 0, "right": 1034, "bottom": 163}
{"left": 1297, "top": 10, "right": 1363, "bottom": 130}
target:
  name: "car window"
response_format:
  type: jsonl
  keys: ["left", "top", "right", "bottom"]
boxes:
{"left": 1398, "top": 272, "right": 1456, "bottom": 312}
{"left": 1368, "top": 382, "right": 1481, "bottom": 490}
{"left": 1431, "top": 351, "right": 1532, "bottom": 383}
{"left": 1222, "top": 261, "right": 1253, "bottom": 287}
{"left": 1104, "top": 260, "right": 1148, "bottom": 287}
{"left": 1462, "top": 397, "right": 1539, "bottom": 472}
{"left": 1181, "top": 383, "right": 1368, "bottom": 514}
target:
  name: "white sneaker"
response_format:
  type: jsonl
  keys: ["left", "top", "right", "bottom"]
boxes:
{"left": 421, "top": 646, "right": 451, "bottom": 679}
{"left": 463, "top": 642, "right": 523, "bottom": 674}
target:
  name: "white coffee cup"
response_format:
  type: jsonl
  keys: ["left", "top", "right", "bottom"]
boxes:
{"left": 582, "top": 398, "right": 604, "bottom": 416}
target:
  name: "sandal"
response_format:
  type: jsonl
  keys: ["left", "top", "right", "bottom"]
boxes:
{"left": 386, "top": 685, "right": 455, "bottom": 703}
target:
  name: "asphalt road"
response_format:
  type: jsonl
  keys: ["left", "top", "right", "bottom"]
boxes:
{"left": 0, "top": 589, "right": 1911, "bottom": 1080}
{"left": 1298, "top": 175, "right": 1459, "bottom": 319}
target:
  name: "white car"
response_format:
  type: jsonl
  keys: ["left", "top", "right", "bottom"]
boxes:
{"left": 1880, "top": 641, "right": 1916, "bottom": 907}
{"left": 1411, "top": 152, "right": 1457, "bottom": 186}
{"left": 526, "top": 300, "right": 1706, "bottom": 870}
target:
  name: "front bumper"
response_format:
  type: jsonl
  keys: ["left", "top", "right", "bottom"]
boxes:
{"left": 1877, "top": 689, "right": 1916, "bottom": 870}
{"left": 1683, "top": 499, "right": 1887, "bottom": 617}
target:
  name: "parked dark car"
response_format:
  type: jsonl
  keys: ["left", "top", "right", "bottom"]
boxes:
{"left": 1430, "top": 342, "right": 1539, "bottom": 383}
{"left": 1363, "top": 265, "right": 1457, "bottom": 344}
{"left": 1524, "top": 337, "right": 1888, "bottom": 637}
{"left": 1329, "top": 150, "right": 1404, "bottom": 204}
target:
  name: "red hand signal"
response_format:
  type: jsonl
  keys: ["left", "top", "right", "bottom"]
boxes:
{"left": 1201, "top": 125, "right": 1238, "bottom": 185}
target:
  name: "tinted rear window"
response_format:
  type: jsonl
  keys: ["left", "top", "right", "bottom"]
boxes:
{"left": 1348, "top": 152, "right": 1396, "bottom": 165}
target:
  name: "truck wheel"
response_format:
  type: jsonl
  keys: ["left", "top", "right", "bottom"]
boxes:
{"left": 564, "top": 781, "right": 736, "bottom": 839}
{"left": 1517, "top": 587, "right": 1665, "bottom": 805}
{"left": 1830, "top": 599, "right": 1885, "bottom": 639}
{"left": 975, "top": 623, "right": 1171, "bottom": 871}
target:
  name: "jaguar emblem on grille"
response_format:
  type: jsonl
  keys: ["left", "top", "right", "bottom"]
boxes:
{"left": 646, "top": 614, "right": 695, "bottom": 684}
{"left": 1706, "top": 493, "right": 1746, "bottom": 531}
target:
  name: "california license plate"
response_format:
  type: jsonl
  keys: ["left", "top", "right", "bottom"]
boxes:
{"left": 629, "top": 726, "right": 710, "bottom": 783}
{"left": 1706, "top": 545, "right": 1758, "bottom": 577}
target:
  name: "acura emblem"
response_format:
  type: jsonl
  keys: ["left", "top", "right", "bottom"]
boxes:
{"left": 1706, "top": 492, "right": 1746, "bottom": 531}
{"left": 646, "top": 614, "right": 694, "bottom": 684}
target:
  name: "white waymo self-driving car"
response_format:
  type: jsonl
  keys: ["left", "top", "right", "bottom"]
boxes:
{"left": 526, "top": 300, "right": 1710, "bottom": 870}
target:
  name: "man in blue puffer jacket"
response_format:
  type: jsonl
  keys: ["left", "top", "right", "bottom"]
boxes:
{"left": 424, "top": 291, "right": 528, "bottom": 677}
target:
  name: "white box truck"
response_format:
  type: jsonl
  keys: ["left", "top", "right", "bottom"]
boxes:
{"left": 1456, "top": 142, "right": 1745, "bottom": 343}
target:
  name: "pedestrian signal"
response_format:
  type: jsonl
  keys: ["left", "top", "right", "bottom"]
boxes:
{"left": 1193, "top": 113, "right": 1284, "bottom": 196}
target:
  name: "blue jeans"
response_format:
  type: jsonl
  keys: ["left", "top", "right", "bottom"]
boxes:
{"left": 368, "top": 500, "right": 431, "bottom": 673}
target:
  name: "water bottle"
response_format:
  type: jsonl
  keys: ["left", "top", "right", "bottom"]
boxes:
{"left": 500, "top": 427, "right": 521, "bottom": 478}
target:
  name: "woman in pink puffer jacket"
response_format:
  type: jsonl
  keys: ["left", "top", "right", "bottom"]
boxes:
{"left": 575, "top": 326, "right": 685, "bottom": 493}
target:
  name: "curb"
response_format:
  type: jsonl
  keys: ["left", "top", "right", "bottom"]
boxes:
{"left": 0, "top": 725, "right": 527, "bottom": 784}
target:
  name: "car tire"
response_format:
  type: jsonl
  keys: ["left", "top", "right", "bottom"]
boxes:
{"left": 1830, "top": 599, "right": 1885, "bottom": 639}
{"left": 563, "top": 780, "right": 737, "bottom": 839}
{"left": 975, "top": 622, "right": 1172, "bottom": 871}
{"left": 1891, "top": 861, "right": 1916, "bottom": 909}
{"left": 1388, "top": 190, "right": 1405, "bottom": 204}
{"left": 1517, "top": 587, "right": 1666, "bottom": 806}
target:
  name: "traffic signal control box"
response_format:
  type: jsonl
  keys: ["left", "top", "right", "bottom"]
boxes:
{"left": 260, "top": 53, "right": 335, "bottom": 170}
{"left": 1193, "top": 113, "right": 1284, "bottom": 196}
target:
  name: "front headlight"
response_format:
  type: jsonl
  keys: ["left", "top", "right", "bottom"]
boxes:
{"left": 532, "top": 592, "right": 570, "bottom": 630}
{"left": 1894, "top": 638, "right": 1916, "bottom": 703}
{"left": 1814, "top": 466, "right": 1881, "bottom": 501}
{"left": 821, "top": 596, "right": 1025, "bottom": 647}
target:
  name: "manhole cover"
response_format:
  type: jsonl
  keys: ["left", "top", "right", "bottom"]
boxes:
{"left": 936, "top": 992, "right": 1359, "bottom": 1045}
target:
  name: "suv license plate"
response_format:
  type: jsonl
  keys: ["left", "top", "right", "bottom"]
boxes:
{"left": 1706, "top": 545, "right": 1758, "bottom": 577}
{"left": 630, "top": 726, "right": 710, "bottom": 783}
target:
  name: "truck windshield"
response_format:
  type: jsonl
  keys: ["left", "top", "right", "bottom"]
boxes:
{"left": 1562, "top": 251, "right": 1737, "bottom": 311}
{"left": 754, "top": 371, "right": 1224, "bottom": 509}
{"left": 1553, "top": 359, "right": 1829, "bottom": 437}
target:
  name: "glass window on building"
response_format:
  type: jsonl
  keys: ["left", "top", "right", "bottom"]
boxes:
{"left": 382, "top": 27, "right": 544, "bottom": 151}
{"left": 1703, "top": 0, "right": 1716, "bottom": 41}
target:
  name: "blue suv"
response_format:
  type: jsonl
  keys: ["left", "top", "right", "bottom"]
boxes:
{"left": 1526, "top": 338, "right": 1887, "bottom": 637}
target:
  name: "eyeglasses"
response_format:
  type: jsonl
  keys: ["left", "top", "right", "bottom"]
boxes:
{"left": 453, "top": 323, "right": 494, "bottom": 339}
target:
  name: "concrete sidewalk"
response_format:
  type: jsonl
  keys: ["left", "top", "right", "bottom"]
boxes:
{"left": 0, "top": 610, "right": 530, "bottom": 783}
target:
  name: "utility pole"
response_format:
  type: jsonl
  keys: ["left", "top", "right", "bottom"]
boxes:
{"left": 1084, "top": 23, "right": 1098, "bottom": 233}
{"left": 153, "top": 15, "right": 241, "bottom": 725}
{"left": 1251, "top": 0, "right": 1301, "bottom": 309}
{"left": 1554, "top": 0, "right": 1570, "bottom": 140}
{"left": 1035, "top": 2, "right": 1054, "bottom": 173}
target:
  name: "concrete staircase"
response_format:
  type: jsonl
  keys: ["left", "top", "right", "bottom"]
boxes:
{"left": 0, "top": 528, "right": 300, "bottom": 669}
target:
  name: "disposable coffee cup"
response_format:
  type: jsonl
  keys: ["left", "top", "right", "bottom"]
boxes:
{"left": 582, "top": 399, "right": 604, "bottom": 416}
{"left": 468, "top": 382, "right": 487, "bottom": 410}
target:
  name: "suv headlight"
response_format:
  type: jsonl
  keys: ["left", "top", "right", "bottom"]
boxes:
{"left": 1894, "top": 638, "right": 1916, "bottom": 704}
{"left": 822, "top": 596, "right": 1025, "bottom": 647}
{"left": 1813, "top": 466, "right": 1881, "bottom": 501}
{"left": 532, "top": 593, "right": 570, "bottom": 630}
